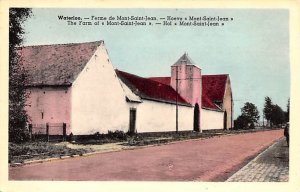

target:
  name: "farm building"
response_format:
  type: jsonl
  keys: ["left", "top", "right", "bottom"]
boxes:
{"left": 19, "top": 40, "right": 233, "bottom": 136}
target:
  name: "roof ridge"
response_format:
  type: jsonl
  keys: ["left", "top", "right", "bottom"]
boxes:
{"left": 203, "top": 74, "right": 229, "bottom": 76}
{"left": 148, "top": 76, "right": 170, "bottom": 78}
{"left": 20, "top": 40, "right": 104, "bottom": 48}
{"left": 117, "top": 70, "right": 171, "bottom": 85}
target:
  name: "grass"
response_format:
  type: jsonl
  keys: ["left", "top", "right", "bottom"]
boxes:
{"left": 9, "top": 142, "right": 93, "bottom": 164}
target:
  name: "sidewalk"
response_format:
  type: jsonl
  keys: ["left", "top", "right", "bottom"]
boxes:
{"left": 226, "top": 138, "right": 289, "bottom": 182}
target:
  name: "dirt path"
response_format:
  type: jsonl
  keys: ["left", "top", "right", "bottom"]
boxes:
{"left": 9, "top": 129, "right": 283, "bottom": 181}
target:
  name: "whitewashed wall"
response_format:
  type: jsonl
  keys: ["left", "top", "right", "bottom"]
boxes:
{"left": 200, "top": 108, "right": 224, "bottom": 130}
{"left": 71, "top": 43, "right": 130, "bottom": 135}
{"left": 136, "top": 100, "right": 194, "bottom": 133}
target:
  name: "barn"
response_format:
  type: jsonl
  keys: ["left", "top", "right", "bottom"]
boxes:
{"left": 19, "top": 40, "right": 233, "bottom": 136}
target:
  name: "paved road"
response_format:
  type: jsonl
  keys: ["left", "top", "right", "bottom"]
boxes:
{"left": 227, "top": 138, "right": 289, "bottom": 182}
{"left": 9, "top": 129, "right": 283, "bottom": 181}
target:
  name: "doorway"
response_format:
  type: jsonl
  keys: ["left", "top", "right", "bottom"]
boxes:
{"left": 193, "top": 103, "right": 200, "bottom": 132}
{"left": 224, "top": 111, "right": 227, "bottom": 130}
{"left": 129, "top": 108, "right": 136, "bottom": 134}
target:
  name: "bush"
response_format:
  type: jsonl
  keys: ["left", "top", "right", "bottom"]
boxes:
{"left": 234, "top": 115, "right": 249, "bottom": 129}
{"left": 107, "top": 130, "right": 127, "bottom": 140}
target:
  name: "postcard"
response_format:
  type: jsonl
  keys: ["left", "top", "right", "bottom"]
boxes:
{"left": 0, "top": 1, "right": 299, "bottom": 192}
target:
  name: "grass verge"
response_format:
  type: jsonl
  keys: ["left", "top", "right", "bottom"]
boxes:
{"left": 9, "top": 142, "right": 94, "bottom": 164}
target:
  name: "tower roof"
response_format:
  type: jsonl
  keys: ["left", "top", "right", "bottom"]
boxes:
{"left": 172, "top": 53, "right": 195, "bottom": 66}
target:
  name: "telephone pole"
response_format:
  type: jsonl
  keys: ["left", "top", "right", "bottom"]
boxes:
{"left": 176, "top": 65, "right": 179, "bottom": 133}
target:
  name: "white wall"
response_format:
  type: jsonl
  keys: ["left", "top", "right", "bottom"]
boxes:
{"left": 201, "top": 108, "right": 224, "bottom": 130}
{"left": 71, "top": 43, "right": 130, "bottom": 135}
{"left": 136, "top": 100, "right": 194, "bottom": 133}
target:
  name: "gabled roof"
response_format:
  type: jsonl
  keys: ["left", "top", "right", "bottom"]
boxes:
{"left": 202, "top": 74, "right": 228, "bottom": 103}
{"left": 148, "top": 75, "right": 228, "bottom": 110}
{"left": 116, "top": 70, "right": 191, "bottom": 106}
{"left": 172, "top": 53, "right": 195, "bottom": 66}
{"left": 18, "top": 41, "right": 103, "bottom": 86}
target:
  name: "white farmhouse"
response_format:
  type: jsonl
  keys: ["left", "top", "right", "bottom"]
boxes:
{"left": 19, "top": 40, "right": 233, "bottom": 136}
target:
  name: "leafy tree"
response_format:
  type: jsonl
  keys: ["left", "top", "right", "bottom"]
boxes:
{"left": 9, "top": 8, "right": 32, "bottom": 143}
{"left": 263, "top": 96, "right": 273, "bottom": 127}
{"left": 241, "top": 102, "right": 260, "bottom": 128}
{"left": 270, "top": 104, "right": 285, "bottom": 126}
{"left": 234, "top": 115, "right": 248, "bottom": 130}
{"left": 234, "top": 102, "right": 260, "bottom": 129}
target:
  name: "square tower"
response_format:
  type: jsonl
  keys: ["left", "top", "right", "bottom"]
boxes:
{"left": 170, "top": 53, "right": 202, "bottom": 107}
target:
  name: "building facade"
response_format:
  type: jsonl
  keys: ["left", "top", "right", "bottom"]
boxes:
{"left": 19, "top": 41, "right": 233, "bottom": 135}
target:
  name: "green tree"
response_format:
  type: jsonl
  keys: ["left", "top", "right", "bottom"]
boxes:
{"left": 9, "top": 8, "right": 32, "bottom": 143}
{"left": 234, "top": 115, "right": 248, "bottom": 130}
{"left": 270, "top": 104, "right": 285, "bottom": 126}
{"left": 234, "top": 102, "right": 260, "bottom": 129}
{"left": 263, "top": 96, "right": 273, "bottom": 127}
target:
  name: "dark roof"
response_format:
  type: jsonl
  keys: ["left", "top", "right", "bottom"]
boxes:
{"left": 19, "top": 41, "right": 103, "bottom": 86}
{"left": 116, "top": 70, "right": 191, "bottom": 106}
{"left": 202, "top": 92, "right": 219, "bottom": 109}
{"left": 148, "top": 77, "right": 171, "bottom": 85}
{"left": 172, "top": 53, "right": 195, "bottom": 66}
{"left": 202, "top": 74, "right": 228, "bottom": 102}
{"left": 148, "top": 75, "right": 228, "bottom": 110}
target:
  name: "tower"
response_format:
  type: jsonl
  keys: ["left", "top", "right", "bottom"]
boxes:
{"left": 170, "top": 53, "right": 202, "bottom": 106}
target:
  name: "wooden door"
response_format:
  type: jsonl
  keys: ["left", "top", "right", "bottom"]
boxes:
{"left": 129, "top": 108, "right": 136, "bottom": 134}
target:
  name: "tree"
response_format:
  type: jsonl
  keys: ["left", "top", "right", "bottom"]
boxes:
{"left": 234, "top": 115, "right": 248, "bottom": 130}
{"left": 9, "top": 8, "right": 32, "bottom": 143}
{"left": 286, "top": 98, "right": 290, "bottom": 122}
{"left": 234, "top": 102, "right": 260, "bottom": 129}
{"left": 241, "top": 102, "right": 260, "bottom": 129}
{"left": 263, "top": 96, "right": 273, "bottom": 127}
{"left": 270, "top": 104, "right": 285, "bottom": 126}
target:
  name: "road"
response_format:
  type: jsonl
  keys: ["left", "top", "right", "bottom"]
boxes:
{"left": 9, "top": 129, "right": 283, "bottom": 181}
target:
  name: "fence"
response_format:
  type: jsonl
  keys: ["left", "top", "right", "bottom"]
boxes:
{"left": 28, "top": 123, "right": 67, "bottom": 142}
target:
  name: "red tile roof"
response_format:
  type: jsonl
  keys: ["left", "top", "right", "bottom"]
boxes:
{"left": 19, "top": 41, "right": 103, "bottom": 86}
{"left": 116, "top": 70, "right": 191, "bottom": 106}
{"left": 148, "top": 77, "right": 171, "bottom": 85}
{"left": 148, "top": 75, "right": 228, "bottom": 110}
{"left": 202, "top": 74, "right": 228, "bottom": 102}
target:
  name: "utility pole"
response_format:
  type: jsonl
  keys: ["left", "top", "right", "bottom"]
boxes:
{"left": 176, "top": 65, "right": 179, "bottom": 133}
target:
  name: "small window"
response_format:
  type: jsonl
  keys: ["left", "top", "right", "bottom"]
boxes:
{"left": 41, "top": 112, "right": 44, "bottom": 119}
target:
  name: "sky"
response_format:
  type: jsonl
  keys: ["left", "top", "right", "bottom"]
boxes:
{"left": 22, "top": 8, "right": 290, "bottom": 119}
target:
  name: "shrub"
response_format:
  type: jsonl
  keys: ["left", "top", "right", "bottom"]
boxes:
{"left": 107, "top": 130, "right": 127, "bottom": 141}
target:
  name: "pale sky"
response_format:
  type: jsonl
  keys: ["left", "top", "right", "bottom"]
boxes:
{"left": 22, "top": 8, "right": 290, "bottom": 119}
